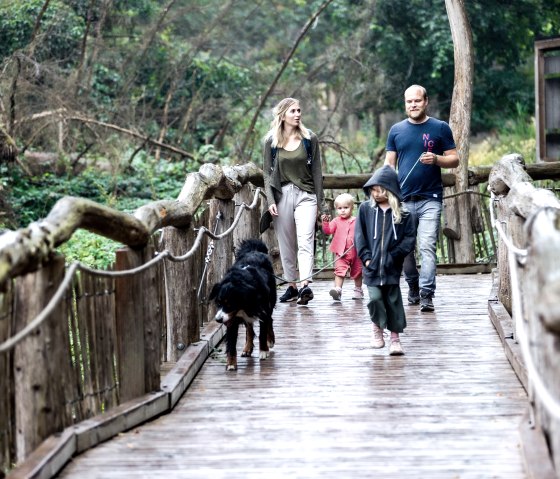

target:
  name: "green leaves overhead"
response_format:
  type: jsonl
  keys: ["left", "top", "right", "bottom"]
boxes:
{"left": 1, "top": 0, "right": 560, "bottom": 158}
{"left": 0, "top": 0, "right": 85, "bottom": 63}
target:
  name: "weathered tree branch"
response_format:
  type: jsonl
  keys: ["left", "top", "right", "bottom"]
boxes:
{"left": 468, "top": 161, "right": 560, "bottom": 186}
{"left": 65, "top": 115, "right": 195, "bottom": 159}
{"left": 29, "top": 0, "right": 51, "bottom": 56}
{"left": 488, "top": 153, "right": 560, "bottom": 220}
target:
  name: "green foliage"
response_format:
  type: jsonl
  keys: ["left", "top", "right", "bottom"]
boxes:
{"left": 0, "top": 153, "right": 191, "bottom": 265}
{"left": 1, "top": 155, "right": 188, "bottom": 229}
{"left": 369, "top": 0, "right": 560, "bottom": 131}
{"left": 470, "top": 105, "right": 536, "bottom": 166}
{"left": 369, "top": 0, "right": 454, "bottom": 109}
{"left": 58, "top": 229, "right": 119, "bottom": 269}
{"left": 0, "top": 0, "right": 85, "bottom": 63}
{"left": 1, "top": 0, "right": 559, "bottom": 269}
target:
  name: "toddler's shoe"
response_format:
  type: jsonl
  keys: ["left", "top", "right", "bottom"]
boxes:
{"left": 352, "top": 287, "right": 364, "bottom": 299}
{"left": 329, "top": 287, "right": 342, "bottom": 301}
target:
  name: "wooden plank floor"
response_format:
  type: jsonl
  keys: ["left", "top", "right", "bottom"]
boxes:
{"left": 57, "top": 274, "right": 527, "bottom": 479}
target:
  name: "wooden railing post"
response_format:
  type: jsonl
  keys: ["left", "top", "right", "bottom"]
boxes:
{"left": 115, "top": 244, "right": 162, "bottom": 402}
{"left": 160, "top": 226, "right": 202, "bottom": 362}
{"left": 203, "top": 199, "right": 235, "bottom": 323}
{"left": 0, "top": 282, "right": 14, "bottom": 473}
{"left": 12, "top": 256, "right": 72, "bottom": 462}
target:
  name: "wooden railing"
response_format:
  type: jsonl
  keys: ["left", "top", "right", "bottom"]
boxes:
{"left": 487, "top": 153, "right": 560, "bottom": 477}
{"left": 0, "top": 163, "right": 274, "bottom": 478}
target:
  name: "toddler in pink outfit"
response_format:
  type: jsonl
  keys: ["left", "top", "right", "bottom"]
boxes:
{"left": 321, "top": 193, "right": 363, "bottom": 301}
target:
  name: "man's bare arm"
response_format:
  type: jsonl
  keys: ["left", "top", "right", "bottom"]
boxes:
{"left": 384, "top": 150, "right": 397, "bottom": 168}
{"left": 439, "top": 148, "right": 459, "bottom": 168}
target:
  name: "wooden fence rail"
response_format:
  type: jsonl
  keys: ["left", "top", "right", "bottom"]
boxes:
{"left": 487, "top": 153, "right": 560, "bottom": 477}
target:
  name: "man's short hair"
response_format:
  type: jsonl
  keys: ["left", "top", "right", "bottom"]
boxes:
{"left": 405, "top": 84, "right": 428, "bottom": 100}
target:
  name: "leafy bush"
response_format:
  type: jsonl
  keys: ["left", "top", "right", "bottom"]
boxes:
{"left": 0, "top": 155, "right": 189, "bottom": 265}
{"left": 58, "top": 229, "right": 119, "bottom": 269}
{"left": 0, "top": 0, "right": 85, "bottom": 64}
{"left": 469, "top": 104, "right": 536, "bottom": 166}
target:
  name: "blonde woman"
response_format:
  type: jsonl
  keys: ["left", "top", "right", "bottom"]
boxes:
{"left": 354, "top": 166, "right": 416, "bottom": 355}
{"left": 262, "top": 98, "right": 328, "bottom": 305}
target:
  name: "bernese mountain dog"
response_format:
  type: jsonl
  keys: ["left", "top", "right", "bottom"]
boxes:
{"left": 209, "top": 239, "right": 276, "bottom": 371}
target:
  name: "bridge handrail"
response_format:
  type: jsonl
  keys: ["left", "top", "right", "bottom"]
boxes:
{"left": 0, "top": 162, "right": 271, "bottom": 476}
{"left": 489, "top": 193, "right": 560, "bottom": 420}
{"left": 0, "top": 187, "right": 262, "bottom": 354}
{"left": 488, "top": 153, "right": 560, "bottom": 474}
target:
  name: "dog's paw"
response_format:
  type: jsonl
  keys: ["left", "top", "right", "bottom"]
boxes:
{"left": 267, "top": 340, "right": 275, "bottom": 349}
{"left": 226, "top": 363, "right": 237, "bottom": 371}
{"left": 241, "top": 350, "right": 252, "bottom": 357}
{"left": 259, "top": 350, "right": 270, "bottom": 360}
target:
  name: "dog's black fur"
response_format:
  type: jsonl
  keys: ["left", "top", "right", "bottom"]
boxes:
{"left": 209, "top": 239, "right": 276, "bottom": 371}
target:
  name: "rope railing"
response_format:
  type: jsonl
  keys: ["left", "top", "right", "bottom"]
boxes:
{"left": 489, "top": 191, "right": 560, "bottom": 421}
{"left": 442, "top": 189, "right": 491, "bottom": 200}
{"left": 0, "top": 187, "right": 263, "bottom": 354}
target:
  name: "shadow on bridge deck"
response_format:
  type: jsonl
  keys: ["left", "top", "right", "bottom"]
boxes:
{"left": 56, "top": 274, "right": 527, "bottom": 479}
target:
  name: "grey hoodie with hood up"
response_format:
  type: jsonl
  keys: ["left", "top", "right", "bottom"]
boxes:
{"left": 354, "top": 166, "right": 416, "bottom": 287}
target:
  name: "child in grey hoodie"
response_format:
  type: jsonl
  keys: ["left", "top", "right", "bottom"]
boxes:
{"left": 354, "top": 166, "right": 416, "bottom": 355}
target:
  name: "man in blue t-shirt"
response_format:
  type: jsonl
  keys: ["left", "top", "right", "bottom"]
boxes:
{"left": 384, "top": 85, "right": 459, "bottom": 312}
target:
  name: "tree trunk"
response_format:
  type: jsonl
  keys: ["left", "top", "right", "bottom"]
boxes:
{"left": 444, "top": 0, "right": 475, "bottom": 262}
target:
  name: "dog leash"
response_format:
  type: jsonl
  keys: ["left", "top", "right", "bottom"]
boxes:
{"left": 197, "top": 211, "right": 223, "bottom": 302}
{"left": 399, "top": 152, "right": 423, "bottom": 188}
{"left": 273, "top": 244, "right": 356, "bottom": 286}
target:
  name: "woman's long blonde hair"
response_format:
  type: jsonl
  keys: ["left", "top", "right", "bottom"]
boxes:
{"left": 370, "top": 187, "right": 403, "bottom": 224}
{"left": 264, "top": 98, "right": 311, "bottom": 148}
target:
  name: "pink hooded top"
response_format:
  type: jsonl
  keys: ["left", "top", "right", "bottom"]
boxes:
{"left": 321, "top": 216, "right": 357, "bottom": 256}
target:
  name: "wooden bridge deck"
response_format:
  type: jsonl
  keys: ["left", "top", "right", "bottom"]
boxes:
{"left": 56, "top": 274, "right": 527, "bottom": 478}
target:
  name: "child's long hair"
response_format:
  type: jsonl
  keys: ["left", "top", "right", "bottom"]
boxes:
{"left": 264, "top": 98, "right": 311, "bottom": 148}
{"left": 370, "top": 187, "right": 403, "bottom": 224}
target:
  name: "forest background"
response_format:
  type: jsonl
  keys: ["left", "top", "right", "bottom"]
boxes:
{"left": 0, "top": 0, "right": 559, "bottom": 266}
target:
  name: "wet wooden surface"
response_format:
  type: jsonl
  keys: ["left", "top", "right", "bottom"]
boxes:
{"left": 56, "top": 274, "right": 527, "bottom": 478}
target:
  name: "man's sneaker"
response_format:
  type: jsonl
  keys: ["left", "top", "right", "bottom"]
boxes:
{"left": 279, "top": 286, "right": 298, "bottom": 303}
{"left": 408, "top": 283, "right": 420, "bottom": 305}
{"left": 371, "top": 323, "right": 385, "bottom": 349}
{"left": 352, "top": 287, "right": 364, "bottom": 300}
{"left": 420, "top": 294, "right": 434, "bottom": 312}
{"left": 296, "top": 285, "right": 314, "bottom": 305}
{"left": 329, "top": 287, "right": 342, "bottom": 301}
{"left": 389, "top": 339, "right": 405, "bottom": 356}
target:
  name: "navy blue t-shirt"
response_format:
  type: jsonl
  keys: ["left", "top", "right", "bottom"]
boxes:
{"left": 386, "top": 117, "right": 456, "bottom": 202}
